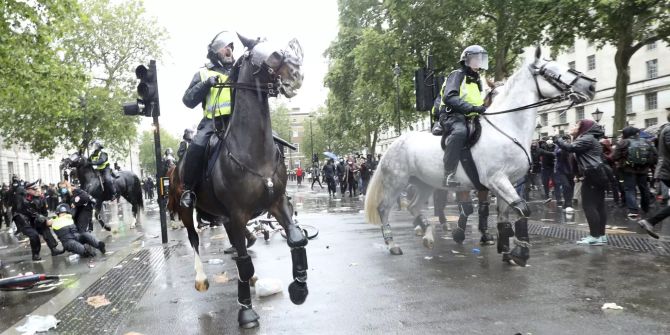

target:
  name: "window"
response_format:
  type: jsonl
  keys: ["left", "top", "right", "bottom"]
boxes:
{"left": 37, "top": 164, "right": 41, "bottom": 180}
{"left": 294, "top": 143, "right": 300, "bottom": 152}
{"left": 541, "top": 113, "right": 548, "bottom": 126}
{"left": 7, "top": 162, "right": 14, "bottom": 181}
{"left": 587, "top": 55, "right": 595, "bottom": 70}
{"left": 646, "top": 92, "right": 658, "bottom": 110}
{"left": 24, "top": 163, "right": 30, "bottom": 181}
{"left": 568, "top": 61, "right": 576, "bottom": 70}
{"left": 645, "top": 118, "right": 658, "bottom": 128}
{"left": 559, "top": 111, "right": 567, "bottom": 123}
{"left": 575, "top": 106, "right": 584, "bottom": 120}
{"left": 48, "top": 164, "right": 53, "bottom": 182}
{"left": 626, "top": 97, "right": 633, "bottom": 113}
{"left": 646, "top": 59, "right": 658, "bottom": 79}
{"left": 293, "top": 130, "right": 299, "bottom": 138}
{"left": 647, "top": 41, "right": 657, "bottom": 50}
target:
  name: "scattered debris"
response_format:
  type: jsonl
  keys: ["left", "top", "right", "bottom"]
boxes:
{"left": 424, "top": 256, "right": 433, "bottom": 260}
{"left": 262, "top": 306, "right": 275, "bottom": 311}
{"left": 132, "top": 257, "right": 140, "bottom": 261}
{"left": 170, "top": 298, "right": 180, "bottom": 304}
{"left": 348, "top": 262, "right": 358, "bottom": 267}
{"left": 210, "top": 234, "right": 227, "bottom": 240}
{"left": 16, "top": 315, "right": 60, "bottom": 334}
{"left": 472, "top": 248, "right": 480, "bottom": 255}
{"left": 256, "top": 278, "right": 283, "bottom": 297}
{"left": 214, "top": 272, "right": 229, "bottom": 284}
{"left": 601, "top": 303, "right": 624, "bottom": 310}
{"left": 208, "top": 259, "right": 224, "bottom": 265}
{"left": 451, "top": 250, "right": 461, "bottom": 254}
{"left": 123, "top": 332, "right": 145, "bottom": 335}
{"left": 88, "top": 262, "right": 95, "bottom": 268}
{"left": 86, "top": 295, "right": 111, "bottom": 309}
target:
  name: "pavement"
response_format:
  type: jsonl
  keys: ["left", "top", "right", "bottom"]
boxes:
{"left": 1, "top": 185, "right": 669, "bottom": 334}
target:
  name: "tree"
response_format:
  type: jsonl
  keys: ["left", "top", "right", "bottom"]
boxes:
{"left": 139, "top": 129, "right": 179, "bottom": 176}
{"left": 301, "top": 108, "right": 330, "bottom": 163}
{"left": 271, "top": 103, "right": 291, "bottom": 141}
{"left": 545, "top": 0, "right": 670, "bottom": 135}
{"left": 0, "top": 0, "right": 167, "bottom": 157}
{"left": 0, "top": 0, "right": 86, "bottom": 156}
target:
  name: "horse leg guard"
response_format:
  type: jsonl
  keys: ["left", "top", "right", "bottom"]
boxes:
{"left": 235, "top": 255, "right": 259, "bottom": 328}
{"left": 478, "top": 202, "right": 490, "bottom": 232}
{"left": 289, "top": 247, "right": 309, "bottom": 305}
{"left": 496, "top": 222, "right": 514, "bottom": 255}
{"left": 413, "top": 215, "right": 427, "bottom": 236}
{"left": 286, "top": 225, "right": 308, "bottom": 248}
{"left": 510, "top": 199, "right": 531, "bottom": 217}
{"left": 510, "top": 218, "right": 530, "bottom": 267}
{"left": 452, "top": 202, "right": 472, "bottom": 244}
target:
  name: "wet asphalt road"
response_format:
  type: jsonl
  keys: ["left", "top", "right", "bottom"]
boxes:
{"left": 2, "top": 185, "right": 670, "bottom": 334}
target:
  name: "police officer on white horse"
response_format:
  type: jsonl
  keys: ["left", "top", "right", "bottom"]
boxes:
{"left": 440, "top": 45, "right": 489, "bottom": 187}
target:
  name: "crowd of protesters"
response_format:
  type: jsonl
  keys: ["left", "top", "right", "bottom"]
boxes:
{"left": 292, "top": 153, "right": 381, "bottom": 198}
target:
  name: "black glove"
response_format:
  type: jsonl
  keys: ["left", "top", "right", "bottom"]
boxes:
{"left": 205, "top": 76, "right": 219, "bottom": 87}
{"left": 472, "top": 106, "right": 487, "bottom": 114}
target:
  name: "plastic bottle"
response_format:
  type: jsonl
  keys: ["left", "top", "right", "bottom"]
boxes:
{"left": 68, "top": 254, "right": 80, "bottom": 263}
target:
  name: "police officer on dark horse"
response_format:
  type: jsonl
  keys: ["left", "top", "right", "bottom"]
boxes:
{"left": 61, "top": 143, "right": 144, "bottom": 230}
{"left": 168, "top": 31, "right": 308, "bottom": 329}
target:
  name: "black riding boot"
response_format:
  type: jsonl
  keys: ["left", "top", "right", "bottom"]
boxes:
{"left": 180, "top": 144, "right": 206, "bottom": 208}
{"left": 442, "top": 139, "right": 465, "bottom": 187}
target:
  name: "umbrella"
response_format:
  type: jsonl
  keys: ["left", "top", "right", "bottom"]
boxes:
{"left": 323, "top": 152, "right": 338, "bottom": 160}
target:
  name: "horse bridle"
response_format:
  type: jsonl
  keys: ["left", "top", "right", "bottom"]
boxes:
{"left": 212, "top": 51, "right": 285, "bottom": 97}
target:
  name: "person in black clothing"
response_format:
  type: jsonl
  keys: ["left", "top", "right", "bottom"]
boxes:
{"left": 14, "top": 180, "right": 64, "bottom": 261}
{"left": 48, "top": 203, "right": 105, "bottom": 257}
{"left": 58, "top": 181, "right": 98, "bottom": 233}
{"left": 537, "top": 139, "right": 557, "bottom": 203}
{"left": 639, "top": 115, "right": 670, "bottom": 239}
{"left": 178, "top": 128, "right": 194, "bottom": 160}
{"left": 322, "top": 159, "right": 337, "bottom": 196}
{"left": 360, "top": 159, "right": 371, "bottom": 195}
{"left": 310, "top": 163, "right": 324, "bottom": 190}
{"left": 336, "top": 159, "right": 346, "bottom": 196}
{"left": 529, "top": 141, "right": 542, "bottom": 192}
{"left": 555, "top": 119, "right": 608, "bottom": 246}
{"left": 1, "top": 183, "right": 11, "bottom": 230}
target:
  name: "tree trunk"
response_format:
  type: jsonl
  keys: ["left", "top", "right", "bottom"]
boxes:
{"left": 370, "top": 129, "right": 378, "bottom": 157}
{"left": 493, "top": 0, "right": 507, "bottom": 81}
{"left": 612, "top": 38, "right": 633, "bottom": 137}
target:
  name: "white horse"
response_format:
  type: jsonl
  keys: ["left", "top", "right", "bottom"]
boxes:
{"left": 364, "top": 47, "right": 596, "bottom": 266}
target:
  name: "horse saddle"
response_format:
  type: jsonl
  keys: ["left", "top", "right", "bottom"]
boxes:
{"left": 438, "top": 116, "right": 482, "bottom": 148}
{"left": 203, "top": 134, "right": 286, "bottom": 178}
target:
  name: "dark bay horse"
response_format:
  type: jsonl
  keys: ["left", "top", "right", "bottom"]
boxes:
{"left": 61, "top": 152, "right": 144, "bottom": 228}
{"left": 168, "top": 34, "right": 307, "bottom": 329}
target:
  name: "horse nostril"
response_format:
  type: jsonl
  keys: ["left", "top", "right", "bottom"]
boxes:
{"left": 589, "top": 84, "right": 596, "bottom": 92}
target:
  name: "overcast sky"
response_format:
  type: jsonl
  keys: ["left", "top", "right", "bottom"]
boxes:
{"left": 139, "top": 0, "right": 339, "bottom": 136}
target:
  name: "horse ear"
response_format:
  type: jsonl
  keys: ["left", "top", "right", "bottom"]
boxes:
{"left": 534, "top": 46, "right": 542, "bottom": 62}
{"left": 237, "top": 33, "right": 258, "bottom": 49}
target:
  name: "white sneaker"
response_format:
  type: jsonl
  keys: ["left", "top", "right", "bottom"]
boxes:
{"left": 577, "top": 236, "right": 604, "bottom": 245}
{"left": 564, "top": 207, "right": 575, "bottom": 213}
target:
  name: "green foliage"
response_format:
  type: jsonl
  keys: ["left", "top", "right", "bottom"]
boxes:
{"left": 271, "top": 103, "right": 291, "bottom": 141}
{"left": 0, "top": 0, "right": 167, "bottom": 157}
{"left": 139, "top": 129, "right": 179, "bottom": 176}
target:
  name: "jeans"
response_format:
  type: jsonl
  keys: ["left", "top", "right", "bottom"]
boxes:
{"left": 623, "top": 172, "right": 651, "bottom": 212}
{"left": 554, "top": 172, "right": 575, "bottom": 206}
{"left": 541, "top": 168, "right": 554, "bottom": 199}
{"left": 582, "top": 176, "right": 607, "bottom": 237}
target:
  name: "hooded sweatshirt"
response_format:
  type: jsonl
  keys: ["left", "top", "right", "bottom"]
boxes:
{"left": 555, "top": 122, "right": 605, "bottom": 173}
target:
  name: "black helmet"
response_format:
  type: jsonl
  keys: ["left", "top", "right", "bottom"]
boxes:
{"left": 56, "top": 203, "right": 71, "bottom": 215}
{"left": 90, "top": 139, "right": 104, "bottom": 151}
{"left": 207, "top": 31, "right": 236, "bottom": 67}
{"left": 459, "top": 45, "right": 488, "bottom": 70}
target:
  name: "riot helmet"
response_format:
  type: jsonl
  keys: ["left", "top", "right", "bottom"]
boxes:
{"left": 90, "top": 139, "right": 104, "bottom": 151}
{"left": 208, "top": 31, "right": 236, "bottom": 67}
{"left": 165, "top": 148, "right": 174, "bottom": 155}
{"left": 460, "top": 45, "right": 488, "bottom": 71}
{"left": 56, "top": 203, "right": 71, "bottom": 215}
{"left": 183, "top": 128, "right": 194, "bottom": 141}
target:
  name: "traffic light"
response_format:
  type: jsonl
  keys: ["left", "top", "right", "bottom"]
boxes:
{"left": 414, "top": 67, "right": 433, "bottom": 112}
{"left": 123, "top": 60, "right": 160, "bottom": 117}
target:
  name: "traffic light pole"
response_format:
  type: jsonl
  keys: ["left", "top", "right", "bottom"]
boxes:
{"left": 152, "top": 109, "right": 168, "bottom": 244}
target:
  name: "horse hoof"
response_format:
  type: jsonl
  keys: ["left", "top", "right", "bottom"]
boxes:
{"left": 414, "top": 226, "right": 424, "bottom": 236}
{"left": 195, "top": 279, "right": 210, "bottom": 292}
{"left": 502, "top": 253, "right": 512, "bottom": 264}
{"left": 452, "top": 227, "right": 465, "bottom": 244}
{"left": 389, "top": 246, "right": 403, "bottom": 255}
{"left": 288, "top": 280, "right": 308, "bottom": 305}
{"left": 238, "top": 307, "right": 260, "bottom": 328}
{"left": 422, "top": 237, "right": 434, "bottom": 249}
{"left": 103, "top": 224, "right": 111, "bottom": 232}
{"left": 247, "top": 234, "right": 257, "bottom": 248}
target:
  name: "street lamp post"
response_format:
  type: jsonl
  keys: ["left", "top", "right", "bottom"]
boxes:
{"left": 535, "top": 122, "right": 542, "bottom": 140}
{"left": 394, "top": 63, "right": 401, "bottom": 136}
{"left": 592, "top": 108, "right": 603, "bottom": 123}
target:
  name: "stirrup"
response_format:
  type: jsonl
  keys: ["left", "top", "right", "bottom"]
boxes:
{"left": 443, "top": 173, "right": 460, "bottom": 187}
{"left": 180, "top": 190, "right": 196, "bottom": 208}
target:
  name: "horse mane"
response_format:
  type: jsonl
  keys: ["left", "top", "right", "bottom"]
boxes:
{"left": 487, "top": 59, "right": 533, "bottom": 111}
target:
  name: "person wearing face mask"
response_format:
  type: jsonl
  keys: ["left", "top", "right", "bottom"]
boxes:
{"left": 14, "top": 180, "right": 64, "bottom": 261}
{"left": 57, "top": 181, "right": 97, "bottom": 233}
{"left": 180, "top": 30, "right": 236, "bottom": 208}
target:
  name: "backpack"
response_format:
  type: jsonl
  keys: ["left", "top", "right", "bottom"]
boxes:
{"left": 626, "top": 138, "right": 653, "bottom": 166}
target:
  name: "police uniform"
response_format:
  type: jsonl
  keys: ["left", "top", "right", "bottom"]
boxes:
{"left": 90, "top": 147, "right": 118, "bottom": 197}
{"left": 51, "top": 213, "right": 105, "bottom": 257}
{"left": 13, "top": 184, "right": 61, "bottom": 259}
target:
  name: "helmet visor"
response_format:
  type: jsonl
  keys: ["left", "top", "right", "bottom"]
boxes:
{"left": 465, "top": 52, "right": 488, "bottom": 70}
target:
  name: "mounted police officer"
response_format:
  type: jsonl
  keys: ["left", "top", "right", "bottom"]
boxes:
{"left": 163, "top": 148, "right": 176, "bottom": 172}
{"left": 89, "top": 140, "right": 118, "bottom": 199}
{"left": 180, "top": 30, "right": 236, "bottom": 208}
{"left": 177, "top": 128, "right": 194, "bottom": 160}
{"left": 440, "top": 45, "right": 489, "bottom": 187}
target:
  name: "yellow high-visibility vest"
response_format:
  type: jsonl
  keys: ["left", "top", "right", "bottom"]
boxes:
{"left": 199, "top": 68, "right": 232, "bottom": 118}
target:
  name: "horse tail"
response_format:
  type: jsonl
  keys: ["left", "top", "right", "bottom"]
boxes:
{"left": 166, "top": 166, "right": 181, "bottom": 220}
{"left": 364, "top": 162, "right": 385, "bottom": 225}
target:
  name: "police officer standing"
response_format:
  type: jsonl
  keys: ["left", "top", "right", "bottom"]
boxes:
{"left": 440, "top": 45, "right": 489, "bottom": 187}
{"left": 180, "top": 31, "right": 236, "bottom": 208}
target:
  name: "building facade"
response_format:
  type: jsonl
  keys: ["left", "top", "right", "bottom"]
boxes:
{"left": 374, "top": 114, "right": 433, "bottom": 155}
{"left": 0, "top": 137, "right": 140, "bottom": 185}
{"left": 537, "top": 38, "right": 670, "bottom": 138}
{"left": 285, "top": 107, "right": 311, "bottom": 169}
